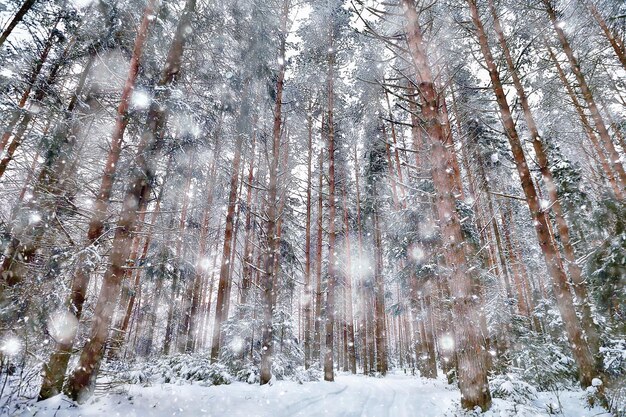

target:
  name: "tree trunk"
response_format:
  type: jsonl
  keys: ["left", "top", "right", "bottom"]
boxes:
{"left": 468, "top": 0, "right": 599, "bottom": 388}
{"left": 489, "top": 0, "right": 601, "bottom": 358}
{"left": 0, "top": 0, "right": 37, "bottom": 48}
{"left": 372, "top": 206, "right": 387, "bottom": 375}
{"left": 260, "top": 0, "right": 289, "bottom": 386}
{"left": 583, "top": 0, "right": 626, "bottom": 70}
{"left": 323, "top": 25, "right": 337, "bottom": 382}
{"left": 313, "top": 143, "right": 324, "bottom": 364}
{"left": 0, "top": 23, "right": 67, "bottom": 180}
{"left": 210, "top": 99, "right": 249, "bottom": 362}
{"left": 353, "top": 145, "right": 369, "bottom": 375}
{"left": 164, "top": 156, "right": 194, "bottom": 354}
{"left": 303, "top": 106, "right": 313, "bottom": 369}
{"left": 543, "top": 0, "right": 626, "bottom": 190}
{"left": 59, "top": 0, "right": 195, "bottom": 400}
{"left": 404, "top": 0, "right": 491, "bottom": 410}
{"left": 108, "top": 156, "right": 170, "bottom": 358}
{"left": 0, "top": 14, "right": 58, "bottom": 154}
{"left": 341, "top": 186, "right": 357, "bottom": 374}
{"left": 37, "top": 0, "right": 162, "bottom": 398}
{"left": 0, "top": 53, "right": 94, "bottom": 295}
{"left": 543, "top": 42, "right": 623, "bottom": 198}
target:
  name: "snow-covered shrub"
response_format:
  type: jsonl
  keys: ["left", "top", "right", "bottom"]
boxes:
{"left": 582, "top": 378, "right": 606, "bottom": 408}
{"left": 117, "top": 354, "right": 233, "bottom": 386}
{"left": 606, "top": 377, "right": 626, "bottom": 417}
{"left": 507, "top": 303, "right": 578, "bottom": 391}
{"left": 586, "top": 199, "right": 625, "bottom": 334}
{"left": 219, "top": 308, "right": 304, "bottom": 382}
{"left": 598, "top": 340, "right": 626, "bottom": 417}
{"left": 601, "top": 339, "right": 626, "bottom": 377}
{"left": 490, "top": 373, "right": 538, "bottom": 405}
{"left": 235, "top": 366, "right": 259, "bottom": 384}
{"left": 291, "top": 366, "right": 322, "bottom": 384}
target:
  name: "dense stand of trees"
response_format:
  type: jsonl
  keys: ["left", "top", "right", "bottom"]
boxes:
{"left": 0, "top": 0, "right": 624, "bottom": 412}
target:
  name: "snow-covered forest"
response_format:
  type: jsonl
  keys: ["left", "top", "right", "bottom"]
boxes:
{"left": 0, "top": 0, "right": 624, "bottom": 415}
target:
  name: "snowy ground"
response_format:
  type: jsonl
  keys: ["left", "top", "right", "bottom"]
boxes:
{"left": 13, "top": 372, "right": 611, "bottom": 417}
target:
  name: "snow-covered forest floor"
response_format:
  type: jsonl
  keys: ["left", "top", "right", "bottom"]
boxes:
{"left": 3, "top": 370, "right": 613, "bottom": 417}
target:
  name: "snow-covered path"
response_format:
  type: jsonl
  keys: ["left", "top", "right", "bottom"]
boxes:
{"left": 22, "top": 372, "right": 610, "bottom": 417}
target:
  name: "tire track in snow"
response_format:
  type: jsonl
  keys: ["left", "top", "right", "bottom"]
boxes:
{"left": 279, "top": 384, "right": 348, "bottom": 416}
{"left": 382, "top": 377, "right": 412, "bottom": 417}
{"left": 355, "top": 381, "right": 374, "bottom": 417}
{"left": 359, "top": 378, "right": 396, "bottom": 417}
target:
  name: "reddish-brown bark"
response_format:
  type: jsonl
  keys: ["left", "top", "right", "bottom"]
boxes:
{"left": 260, "top": 0, "right": 289, "bottom": 385}
{"left": 404, "top": 0, "right": 491, "bottom": 409}
{"left": 0, "top": 0, "right": 38, "bottom": 48}
{"left": 543, "top": 0, "right": 626, "bottom": 191}
{"left": 469, "top": 0, "right": 599, "bottom": 388}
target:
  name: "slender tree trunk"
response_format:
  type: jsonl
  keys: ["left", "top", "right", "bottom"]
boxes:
{"left": 0, "top": 53, "right": 94, "bottom": 293}
{"left": 108, "top": 157, "right": 170, "bottom": 358}
{"left": 260, "top": 0, "right": 289, "bottom": 385}
{"left": 200, "top": 223, "right": 222, "bottom": 350}
{"left": 341, "top": 186, "right": 357, "bottom": 374}
{"left": 210, "top": 100, "right": 249, "bottom": 362}
{"left": 583, "top": 0, "right": 626, "bottom": 70}
{"left": 500, "top": 203, "right": 531, "bottom": 318}
{"left": 224, "top": 173, "right": 244, "bottom": 321}
{"left": 184, "top": 136, "right": 220, "bottom": 352}
{"left": 313, "top": 143, "right": 324, "bottom": 364}
{"left": 372, "top": 205, "right": 387, "bottom": 375}
{"left": 353, "top": 145, "right": 369, "bottom": 375}
{"left": 106, "top": 206, "right": 148, "bottom": 360}
{"left": 0, "top": 0, "right": 37, "bottom": 48}
{"left": 323, "top": 25, "right": 337, "bottom": 382}
{"left": 420, "top": 278, "right": 438, "bottom": 378}
{"left": 0, "top": 15, "right": 58, "bottom": 154}
{"left": 164, "top": 156, "right": 194, "bottom": 354}
{"left": 303, "top": 107, "right": 313, "bottom": 369}
{"left": 0, "top": 26, "right": 69, "bottom": 180}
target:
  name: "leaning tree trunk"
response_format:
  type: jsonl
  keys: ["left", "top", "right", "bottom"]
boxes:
{"left": 42, "top": 0, "right": 196, "bottom": 401}
{"left": 403, "top": 0, "right": 491, "bottom": 410}
{"left": 37, "top": 0, "right": 160, "bottom": 399}
{"left": 583, "top": 0, "right": 626, "bottom": 70}
{"left": 64, "top": 0, "right": 196, "bottom": 397}
{"left": 489, "top": 0, "right": 602, "bottom": 363}
{"left": 0, "top": 14, "right": 58, "bottom": 154}
{"left": 468, "top": 0, "right": 599, "bottom": 389}
{"left": 0, "top": 0, "right": 38, "bottom": 48}
{"left": 543, "top": 0, "right": 626, "bottom": 191}
{"left": 0, "top": 52, "right": 93, "bottom": 300}
{"left": 543, "top": 41, "right": 623, "bottom": 199}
